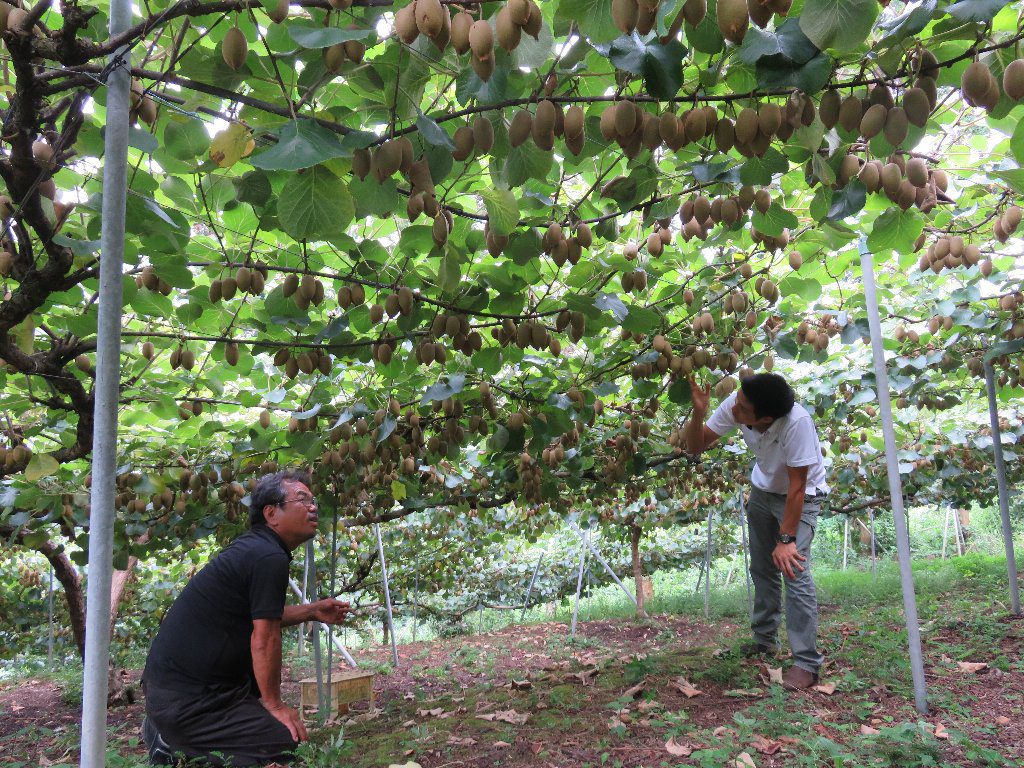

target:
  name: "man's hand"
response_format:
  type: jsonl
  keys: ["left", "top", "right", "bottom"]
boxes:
{"left": 309, "top": 598, "right": 350, "bottom": 625}
{"left": 262, "top": 700, "right": 308, "bottom": 742}
{"left": 772, "top": 541, "right": 806, "bottom": 580}
{"left": 689, "top": 377, "right": 711, "bottom": 415}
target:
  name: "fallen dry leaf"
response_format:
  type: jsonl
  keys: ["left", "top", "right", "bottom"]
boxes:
{"left": 387, "top": 763, "right": 421, "bottom": 768}
{"left": 751, "top": 734, "right": 783, "bottom": 755}
{"left": 734, "top": 751, "right": 757, "bottom": 767}
{"left": 637, "top": 699, "right": 660, "bottom": 713}
{"left": 622, "top": 680, "right": 646, "bottom": 699}
{"left": 670, "top": 677, "right": 704, "bottom": 698}
{"left": 446, "top": 736, "right": 477, "bottom": 746}
{"left": 492, "top": 741, "right": 511, "bottom": 748}
{"left": 724, "top": 688, "right": 764, "bottom": 698}
{"left": 714, "top": 726, "right": 738, "bottom": 738}
{"left": 477, "top": 709, "right": 530, "bottom": 725}
{"left": 766, "top": 666, "right": 783, "bottom": 685}
{"left": 956, "top": 661, "right": 988, "bottom": 674}
{"left": 416, "top": 708, "right": 445, "bottom": 718}
{"left": 934, "top": 722, "right": 949, "bottom": 740}
{"left": 813, "top": 682, "right": 837, "bottom": 695}
{"left": 529, "top": 742, "right": 543, "bottom": 755}
{"left": 996, "top": 716, "right": 1011, "bottom": 726}
{"left": 665, "top": 737, "right": 693, "bottom": 757}
{"left": 510, "top": 679, "right": 532, "bottom": 690}
{"left": 860, "top": 725, "right": 881, "bottom": 736}
{"left": 573, "top": 667, "right": 600, "bottom": 686}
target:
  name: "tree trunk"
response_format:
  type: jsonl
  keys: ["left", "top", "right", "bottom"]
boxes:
{"left": 0, "top": 523, "right": 86, "bottom": 656}
{"left": 630, "top": 523, "right": 646, "bottom": 619}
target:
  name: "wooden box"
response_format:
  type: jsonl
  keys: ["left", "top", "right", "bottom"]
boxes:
{"left": 299, "top": 669, "right": 375, "bottom": 718}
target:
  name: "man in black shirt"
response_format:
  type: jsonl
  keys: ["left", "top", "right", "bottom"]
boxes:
{"left": 142, "top": 470, "right": 349, "bottom": 766}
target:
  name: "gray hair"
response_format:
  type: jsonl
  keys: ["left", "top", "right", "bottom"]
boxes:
{"left": 248, "top": 470, "right": 312, "bottom": 527}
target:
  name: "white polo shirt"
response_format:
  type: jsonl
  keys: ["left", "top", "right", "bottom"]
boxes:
{"left": 706, "top": 392, "right": 828, "bottom": 496}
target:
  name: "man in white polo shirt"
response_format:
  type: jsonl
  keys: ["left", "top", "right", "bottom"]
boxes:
{"left": 686, "top": 373, "right": 827, "bottom": 690}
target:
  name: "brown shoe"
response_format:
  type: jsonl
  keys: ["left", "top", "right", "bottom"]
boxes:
{"left": 781, "top": 666, "right": 818, "bottom": 690}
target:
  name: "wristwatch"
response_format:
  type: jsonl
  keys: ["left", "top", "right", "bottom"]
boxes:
{"left": 776, "top": 533, "right": 797, "bottom": 544}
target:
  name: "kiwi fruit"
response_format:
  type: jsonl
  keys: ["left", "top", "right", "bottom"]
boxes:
{"left": 523, "top": 0, "right": 543, "bottom": 38}
{"left": 612, "top": 0, "right": 640, "bottom": 33}
{"left": 468, "top": 19, "right": 494, "bottom": 58}
{"left": 448, "top": 10, "right": 471, "bottom": 53}
{"left": 859, "top": 103, "right": 886, "bottom": 139}
{"left": 323, "top": 44, "right": 346, "bottom": 75}
{"left": 858, "top": 160, "right": 881, "bottom": 193}
{"left": 613, "top": 100, "right": 637, "bottom": 137}
{"left": 343, "top": 40, "right": 365, "bottom": 64}
{"left": 267, "top": 0, "right": 288, "bottom": 22}
{"left": 714, "top": 118, "right": 735, "bottom": 152}
{"left": 1003, "top": 59, "right": 1024, "bottom": 101}
{"left": 819, "top": 90, "right": 840, "bottom": 129}
{"left": 496, "top": 6, "right": 522, "bottom": 51}
{"left": 901, "top": 87, "right": 930, "bottom": 128}
{"left": 471, "top": 52, "right": 495, "bottom": 81}
{"left": 717, "top": 0, "right": 749, "bottom": 44}
{"left": 757, "top": 102, "right": 782, "bottom": 136}
{"left": 432, "top": 211, "right": 449, "bottom": 245}
{"left": 472, "top": 116, "right": 494, "bottom": 153}
{"left": 509, "top": 109, "right": 533, "bottom": 147}
{"left": 509, "top": 0, "right": 531, "bottom": 24}
{"left": 222, "top": 26, "right": 248, "bottom": 70}
{"left": 564, "top": 105, "right": 585, "bottom": 140}
{"left": 837, "top": 95, "right": 863, "bottom": 133}
{"left": 961, "top": 61, "right": 992, "bottom": 105}
{"left": 906, "top": 157, "right": 928, "bottom": 188}
{"left": 735, "top": 107, "right": 758, "bottom": 144}
{"left": 415, "top": 0, "right": 445, "bottom": 37}
{"left": 747, "top": 0, "right": 771, "bottom": 28}
{"left": 883, "top": 107, "right": 908, "bottom": 146}
{"left": 683, "top": 0, "right": 707, "bottom": 25}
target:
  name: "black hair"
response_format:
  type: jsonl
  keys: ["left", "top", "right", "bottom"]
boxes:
{"left": 740, "top": 373, "right": 796, "bottom": 421}
{"left": 248, "top": 469, "right": 313, "bottom": 527}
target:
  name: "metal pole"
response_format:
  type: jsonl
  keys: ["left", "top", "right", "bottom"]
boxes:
{"left": 80, "top": 3, "right": 132, "bottom": 763}
{"left": 984, "top": 361, "right": 1021, "bottom": 615}
{"left": 704, "top": 509, "right": 713, "bottom": 619}
{"left": 861, "top": 247, "right": 928, "bottom": 714}
{"left": 413, "top": 550, "right": 419, "bottom": 643}
{"left": 520, "top": 553, "right": 545, "bottom": 621}
{"left": 739, "top": 497, "right": 753, "bottom": 621}
{"left": 296, "top": 559, "right": 306, "bottom": 658}
{"left": 568, "top": 523, "right": 638, "bottom": 606}
{"left": 843, "top": 518, "right": 850, "bottom": 571}
{"left": 287, "top": 580, "right": 357, "bottom": 667}
{"left": 952, "top": 507, "right": 965, "bottom": 556}
{"left": 47, "top": 563, "right": 54, "bottom": 666}
{"left": 326, "top": 512, "right": 338, "bottom": 697}
{"left": 941, "top": 507, "right": 950, "bottom": 560}
{"left": 306, "top": 541, "right": 326, "bottom": 719}
{"left": 570, "top": 530, "right": 588, "bottom": 638}
{"left": 373, "top": 524, "right": 399, "bottom": 666}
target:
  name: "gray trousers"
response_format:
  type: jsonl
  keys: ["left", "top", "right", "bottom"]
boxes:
{"left": 746, "top": 486, "right": 824, "bottom": 673}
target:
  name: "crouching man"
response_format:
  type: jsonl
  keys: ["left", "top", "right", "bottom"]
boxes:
{"left": 686, "top": 374, "right": 828, "bottom": 690}
{"left": 142, "top": 470, "right": 349, "bottom": 765}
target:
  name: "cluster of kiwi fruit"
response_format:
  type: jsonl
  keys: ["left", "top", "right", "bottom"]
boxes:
{"left": 916, "top": 234, "right": 989, "bottom": 275}
{"left": 323, "top": 38, "right": 367, "bottom": 74}
{"left": 281, "top": 272, "right": 327, "bottom": 310}
{"left": 540, "top": 221, "right": 592, "bottom": 266}
{"left": 0, "top": 442, "right": 31, "bottom": 471}
{"left": 336, "top": 281, "right": 367, "bottom": 309}
{"left": 169, "top": 346, "right": 197, "bottom": 371}
{"left": 716, "top": 0, "right": 792, "bottom": 45}
{"left": 208, "top": 263, "right": 268, "bottom": 303}
{"left": 369, "top": 286, "right": 417, "bottom": 322}
{"left": 796, "top": 318, "right": 839, "bottom": 353}
{"left": 841, "top": 154, "right": 947, "bottom": 214}
{"left": 620, "top": 268, "right": 650, "bottom": 294}
{"left": 272, "top": 346, "right": 333, "bottom": 379}
{"left": 135, "top": 265, "right": 173, "bottom": 296}
{"left": 518, "top": 449, "right": 545, "bottom": 502}
{"left": 425, "top": 311, "right": 484, "bottom": 357}
{"left": 396, "top": 0, "right": 541, "bottom": 81}
{"left": 507, "top": 100, "right": 584, "bottom": 156}
{"left": 611, "top": 0, "right": 670, "bottom": 36}
{"left": 492, "top": 317, "right": 561, "bottom": 355}
{"left": 821, "top": 82, "right": 931, "bottom": 148}
{"left": 677, "top": 185, "right": 770, "bottom": 241}
{"left": 961, "top": 57, "right": 1024, "bottom": 111}
{"left": 177, "top": 398, "right": 208, "bottom": 420}
{"left": 452, "top": 117, "right": 495, "bottom": 161}
{"left": 993, "top": 204, "right": 1022, "bottom": 244}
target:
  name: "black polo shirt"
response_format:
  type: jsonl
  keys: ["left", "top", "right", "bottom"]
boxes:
{"left": 143, "top": 525, "right": 292, "bottom": 693}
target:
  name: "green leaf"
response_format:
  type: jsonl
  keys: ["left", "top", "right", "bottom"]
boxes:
{"left": 504, "top": 142, "right": 554, "bottom": 188}
{"left": 1011, "top": 118, "right": 1024, "bottom": 166}
{"left": 740, "top": 148, "right": 789, "bottom": 185}
{"left": 876, "top": 0, "right": 936, "bottom": 44}
{"left": 480, "top": 187, "right": 520, "bottom": 235}
{"left": 287, "top": 23, "right": 373, "bottom": 49}
{"left": 513, "top": 17, "right": 555, "bottom": 70}
{"left": 391, "top": 479, "right": 407, "bottom": 501}
{"left": 756, "top": 52, "right": 833, "bottom": 95}
{"left": 947, "top": 0, "right": 1005, "bottom": 22}
{"left": 163, "top": 118, "right": 210, "bottom": 160}
{"left": 752, "top": 202, "right": 799, "bottom": 237}
{"left": 866, "top": 207, "right": 924, "bottom": 253}
{"left": 438, "top": 251, "right": 462, "bottom": 293}
{"left": 826, "top": 179, "right": 866, "bottom": 221}
{"left": 799, "top": 0, "right": 879, "bottom": 53}
{"left": 277, "top": 166, "right": 354, "bottom": 240}
{"left": 416, "top": 111, "right": 456, "bottom": 150}
{"left": 685, "top": 0, "right": 724, "bottom": 54}
{"left": 25, "top": 453, "right": 59, "bottom": 483}
{"left": 607, "top": 33, "right": 687, "bottom": 100}
{"left": 738, "top": 18, "right": 819, "bottom": 66}
{"left": 248, "top": 120, "right": 350, "bottom": 171}
{"left": 556, "top": 0, "right": 620, "bottom": 44}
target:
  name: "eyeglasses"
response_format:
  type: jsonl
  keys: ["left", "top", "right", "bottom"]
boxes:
{"left": 278, "top": 495, "right": 317, "bottom": 509}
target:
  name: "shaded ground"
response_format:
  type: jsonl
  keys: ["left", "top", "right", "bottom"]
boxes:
{"left": 2, "top": 572, "right": 1022, "bottom": 767}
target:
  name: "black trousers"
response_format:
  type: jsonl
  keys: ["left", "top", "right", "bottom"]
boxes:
{"left": 143, "top": 680, "right": 298, "bottom": 766}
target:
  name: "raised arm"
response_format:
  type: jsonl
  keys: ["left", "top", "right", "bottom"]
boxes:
{"left": 685, "top": 378, "right": 722, "bottom": 456}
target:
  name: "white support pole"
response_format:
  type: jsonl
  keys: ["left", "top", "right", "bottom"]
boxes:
{"left": 373, "top": 524, "right": 399, "bottom": 666}
{"left": 47, "top": 563, "right": 55, "bottom": 666}
{"left": 861, "top": 247, "right": 928, "bottom": 714}
{"left": 984, "top": 361, "right": 1021, "bottom": 615}
{"left": 287, "top": 579, "right": 357, "bottom": 668}
{"left": 413, "top": 550, "right": 420, "bottom": 643}
{"left": 570, "top": 530, "right": 588, "bottom": 638}
{"left": 869, "top": 511, "right": 877, "bottom": 579}
{"left": 520, "top": 552, "right": 544, "bottom": 626}
{"left": 941, "top": 507, "right": 951, "bottom": 560}
{"left": 296, "top": 562, "right": 306, "bottom": 658}
{"left": 80, "top": 3, "right": 132, "bottom": 764}
{"left": 568, "top": 523, "right": 638, "bottom": 606}
{"left": 952, "top": 507, "right": 965, "bottom": 557}
{"left": 704, "top": 510, "right": 713, "bottom": 619}
{"left": 842, "top": 518, "right": 850, "bottom": 571}
{"left": 305, "top": 542, "right": 326, "bottom": 719}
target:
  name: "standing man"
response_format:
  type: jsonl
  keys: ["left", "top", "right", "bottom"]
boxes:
{"left": 142, "top": 470, "right": 350, "bottom": 766}
{"left": 686, "top": 373, "right": 827, "bottom": 690}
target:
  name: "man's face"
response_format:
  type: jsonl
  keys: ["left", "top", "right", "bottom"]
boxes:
{"left": 266, "top": 481, "right": 319, "bottom": 547}
{"left": 732, "top": 390, "right": 774, "bottom": 429}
